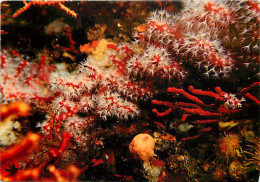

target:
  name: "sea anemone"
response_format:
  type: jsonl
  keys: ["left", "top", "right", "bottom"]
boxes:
{"left": 217, "top": 133, "right": 241, "bottom": 162}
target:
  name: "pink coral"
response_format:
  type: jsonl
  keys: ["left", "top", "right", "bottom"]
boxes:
{"left": 0, "top": 51, "right": 56, "bottom": 105}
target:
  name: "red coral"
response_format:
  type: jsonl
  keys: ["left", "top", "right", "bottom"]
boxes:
{"left": 0, "top": 133, "right": 41, "bottom": 164}
{"left": 0, "top": 132, "right": 82, "bottom": 181}
{"left": 1, "top": 51, "right": 56, "bottom": 105}
{"left": 152, "top": 84, "right": 258, "bottom": 141}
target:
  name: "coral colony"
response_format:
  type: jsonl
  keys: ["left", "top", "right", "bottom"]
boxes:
{"left": 0, "top": 0, "right": 259, "bottom": 181}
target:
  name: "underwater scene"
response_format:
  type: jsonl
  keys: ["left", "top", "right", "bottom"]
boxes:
{"left": 0, "top": 0, "right": 259, "bottom": 181}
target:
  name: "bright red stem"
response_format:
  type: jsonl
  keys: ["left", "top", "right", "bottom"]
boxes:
{"left": 198, "top": 127, "right": 212, "bottom": 133}
{"left": 0, "top": 133, "right": 41, "bottom": 164}
{"left": 215, "top": 87, "right": 227, "bottom": 97}
{"left": 152, "top": 108, "right": 172, "bottom": 117}
{"left": 154, "top": 121, "right": 166, "bottom": 130}
{"left": 181, "top": 107, "right": 219, "bottom": 117}
{"left": 182, "top": 135, "right": 200, "bottom": 141}
{"left": 245, "top": 93, "right": 260, "bottom": 105}
{"left": 188, "top": 85, "right": 225, "bottom": 102}
{"left": 58, "top": 132, "right": 73, "bottom": 154}
{"left": 181, "top": 114, "right": 190, "bottom": 122}
{"left": 193, "top": 119, "right": 219, "bottom": 124}
{"left": 168, "top": 87, "right": 206, "bottom": 106}
{"left": 240, "top": 82, "right": 260, "bottom": 93}
{"left": 152, "top": 99, "right": 175, "bottom": 108}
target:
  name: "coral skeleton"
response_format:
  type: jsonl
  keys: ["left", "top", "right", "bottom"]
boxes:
{"left": 0, "top": 0, "right": 259, "bottom": 181}
{"left": 12, "top": 1, "right": 77, "bottom": 18}
{"left": 152, "top": 84, "right": 259, "bottom": 141}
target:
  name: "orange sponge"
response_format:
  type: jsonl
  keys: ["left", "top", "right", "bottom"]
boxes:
{"left": 129, "top": 133, "right": 155, "bottom": 162}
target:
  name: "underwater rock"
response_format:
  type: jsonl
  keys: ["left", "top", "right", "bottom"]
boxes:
{"left": 45, "top": 19, "right": 68, "bottom": 36}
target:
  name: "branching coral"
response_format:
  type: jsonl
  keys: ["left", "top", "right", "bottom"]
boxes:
{"left": 39, "top": 38, "right": 185, "bottom": 144}
{"left": 152, "top": 84, "right": 259, "bottom": 141}
{"left": 12, "top": 1, "right": 77, "bottom": 18}
{"left": 135, "top": 0, "right": 259, "bottom": 78}
{"left": 0, "top": 132, "right": 83, "bottom": 181}
{"left": 1, "top": 51, "right": 56, "bottom": 105}
{"left": 0, "top": 0, "right": 259, "bottom": 181}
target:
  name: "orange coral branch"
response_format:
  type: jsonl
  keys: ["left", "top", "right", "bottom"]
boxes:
{"left": 58, "top": 2, "right": 77, "bottom": 18}
{"left": 0, "top": 132, "right": 41, "bottom": 164}
{"left": 13, "top": 1, "right": 77, "bottom": 18}
{"left": 12, "top": 1, "right": 32, "bottom": 18}
{"left": 0, "top": 101, "right": 30, "bottom": 121}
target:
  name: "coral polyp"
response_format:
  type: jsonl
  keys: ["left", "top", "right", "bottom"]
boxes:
{"left": 0, "top": 0, "right": 259, "bottom": 181}
{"left": 217, "top": 133, "right": 241, "bottom": 161}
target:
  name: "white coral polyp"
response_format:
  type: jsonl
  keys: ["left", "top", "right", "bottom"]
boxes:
{"left": 127, "top": 45, "right": 184, "bottom": 80}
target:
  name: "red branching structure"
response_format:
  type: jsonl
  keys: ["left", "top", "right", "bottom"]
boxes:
{"left": 64, "top": 26, "right": 79, "bottom": 54}
{"left": 0, "top": 101, "right": 31, "bottom": 121}
{"left": 40, "top": 39, "right": 185, "bottom": 145}
{"left": 240, "top": 82, "right": 260, "bottom": 105}
{"left": 2, "top": 1, "right": 259, "bottom": 148}
{"left": 245, "top": 93, "right": 260, "bottom": 105}
{"left": 152, "top": 83, "right": 259, "bottom": 141}
{"left": 0, "top": 133, "right": 41, "bottom": 165}
{"left": 12, "top": 1, "right": 77, "bottom": 18}
{"left": 0, "top": 132, "right": 83, "bottom": 181}
{"left": 0, "top": 1, "right": 259, "bottom": 180}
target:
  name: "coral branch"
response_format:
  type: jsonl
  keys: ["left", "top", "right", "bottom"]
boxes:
{"left": 198, "top": 127, "right": 213, "bottom": 133}
{"left": 193, "top": 119, "right": 219, "bottom": 124}
{"left": 152, "top": 100, "right": 175, "bottom": 109}
{"left": 245, "top": 93, "right": 260, "bottom": 105}
{"left": 152, "top": 108, "right": 172, "bottom": 117}
{"left": 182, "top": 135, "right": 200, "bottom": 142}
{"left": 215, "top": 87, "right": 227, "bottom": 97}
{"left": 58, "top": 2, "right": 77, "bottom": 18}
{"left": 188, "top": 86, "right": 225, "bottom": 102}
{"left": 176, "top": 102, "right": 202, "bottom": 109}
{"left": 13, "top": 1, "right": 77, "bottom": 18}
{"left": 0, "top": 132, "right": 41, "bottom": 164}
{"left": 240, "top": 82, "right": 260, "bottom": 93}
{"left": 154, "top": 121, "right": 166, "bottom": 130}
{"left": 180, "top": 107, "right": 219, "bottom": 117}
{"left": 64, "top": 26, "right": 79, "bottom": 54}
{"left": 58, "top": 132, "right": 73, "bottom": 154}
{"left": 168, "top": 87, "right": 206, "bottom": 106}
{"left": 12, "top": 1, "right": 32, "bottom": 18}
{"left": 152, "top": 85, "right": 252, "bottom": 141}
{"left": 180, "top": 114, "right": 191, "bottom": 122}
{"left": 47, "top": 165, "right": 81, "bottom": 181}
{"left": 0, "top": 101, "right": 30, "bottom": 121}
{"left": 1, "top": 162, "right": 46, "bottom": 181}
